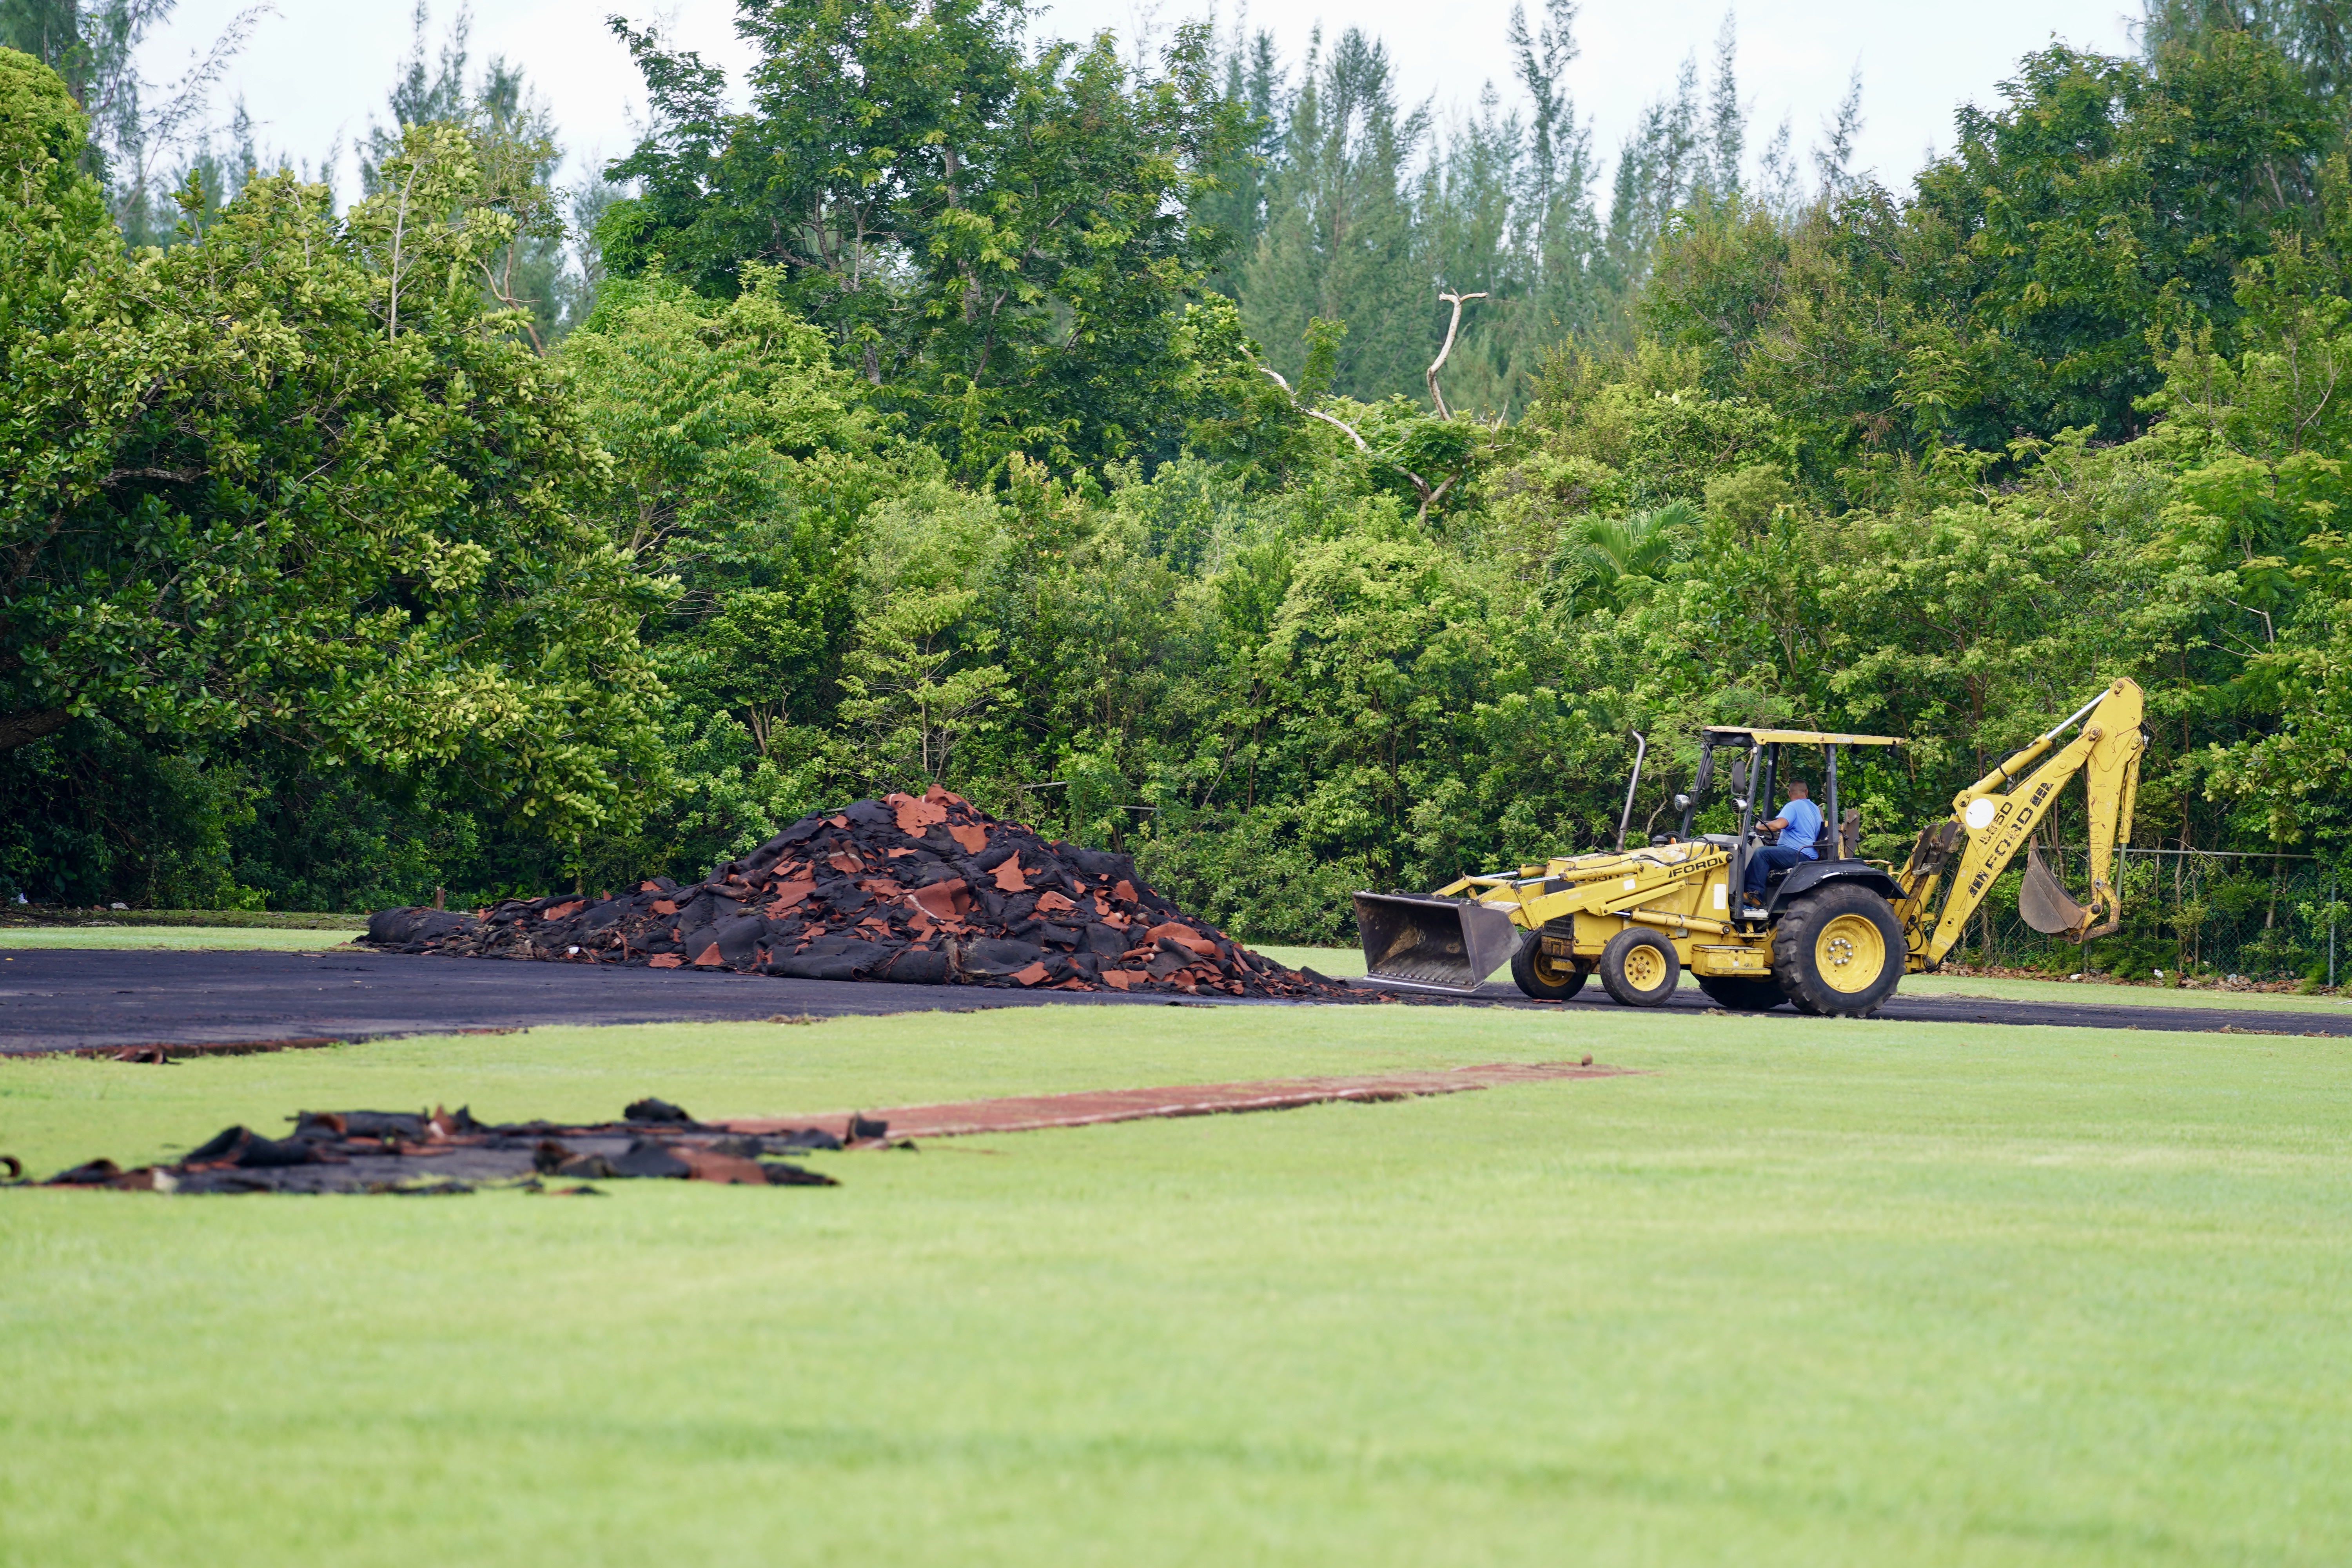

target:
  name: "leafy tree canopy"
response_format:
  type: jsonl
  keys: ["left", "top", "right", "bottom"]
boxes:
{"left": 1641, "top": 33, "right": 2337, "bottom": 478}
{"left": 598, "top": 0, "right": 1253, "bottom": 478}
{"left": 1, "top": 90, "right": 670, "bottom": 846}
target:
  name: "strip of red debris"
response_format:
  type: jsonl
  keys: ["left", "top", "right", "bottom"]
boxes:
{"left": 716, "top": 1059, "right": 1628, "bottom": 1140}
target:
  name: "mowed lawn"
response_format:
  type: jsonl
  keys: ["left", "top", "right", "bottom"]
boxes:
{"left": 3, "top": 997, "right": 2349, "bottom": 1564}
{"left": 0, "top": 926, "right": 365, "bottom": 951}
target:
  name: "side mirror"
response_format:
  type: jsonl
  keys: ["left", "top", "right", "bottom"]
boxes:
{"left": 1726, "top": 754, "right": 1749, "bottom": 795}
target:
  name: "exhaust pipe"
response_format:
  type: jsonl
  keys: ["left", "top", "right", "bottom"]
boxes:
{"left": 1353, "top": 892, "right": 1522, "bottom": 994}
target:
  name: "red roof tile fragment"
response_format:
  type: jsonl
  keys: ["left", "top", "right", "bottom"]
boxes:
{"left": 887, "top": 791, "right": 950, "bottom": 834}
{"left": 679, "top": 1149, "right": 771, "bottom": 1185}
{"left": 1146, "top": 922, "right": 1217, "bottom": 957}
{"left": 907, "top": 879, "right": 970, "bottom": 920}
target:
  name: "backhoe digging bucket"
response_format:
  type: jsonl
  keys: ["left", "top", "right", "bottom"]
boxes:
{"left": 2018, "top": 842, "right": 2091, "bottom": 938}
{"left": 1353, "top": 893, "right": 1521, "bottom": 993}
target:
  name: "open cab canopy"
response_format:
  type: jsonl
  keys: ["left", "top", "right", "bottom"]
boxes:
{"left": 1699, "top": 727, "right": 1904, "bottom": 748}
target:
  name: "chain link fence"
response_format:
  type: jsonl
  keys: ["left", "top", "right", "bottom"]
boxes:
{"left": 1952, "top": 848, "right": 2348, "bottom": 984}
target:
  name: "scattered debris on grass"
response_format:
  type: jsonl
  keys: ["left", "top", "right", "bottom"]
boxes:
{"left": 1935, "top": 961, "right": 2339, "bottom": 998}
{"left": 3, "top": 1063, "right": 1633, "bottom": 1193}
{"left": 65, "top": 1028, "right": 519, "bottom": 1064}
{"left": 364, "top": 787, "right": 1361, "bottom": 999}
{"left": 11, "top": 1101, "right": 853, "bottom": 1195}
{"left": 87, "top": 1037, "right": 350, "bottom": 1063}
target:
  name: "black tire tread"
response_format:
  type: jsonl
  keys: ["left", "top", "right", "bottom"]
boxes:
{"left": 1510, "top": 932, "right": 1589, "bottom": 1002}
{"left": 1769, "top": 882, "right": 1903, "bottom": 1017}
{"left": 1599, "top": 926, "right": 1679, "bottom": 1007}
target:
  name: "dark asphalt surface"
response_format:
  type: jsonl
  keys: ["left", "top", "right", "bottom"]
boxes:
{"left": 0, "top": 947, "right": 2348, "bottom": 1054}
{"left": 0, "top": 948, "right": 1174, "bottom": 1055}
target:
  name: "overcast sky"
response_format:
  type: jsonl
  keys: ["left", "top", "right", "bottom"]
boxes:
{"left": 138, "top": 0, "right": 2141, "bottom": 201}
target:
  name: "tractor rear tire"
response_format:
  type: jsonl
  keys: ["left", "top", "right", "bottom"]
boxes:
{"left": 1770, "top": 882, "right": 1903, "bottom": 1017}
{"left": 1510, "top": 932, "right": 1589, "bottom": 1001}
{"left": 1696, "top": 975, "right": 1785, "bottom": 1012}
{"left": 1599, "top": 927, "right": 1680, "bottom": 1007}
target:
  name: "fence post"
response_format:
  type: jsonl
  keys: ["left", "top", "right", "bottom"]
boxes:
{"left": 2332, "top": 869, "right": 2339, "bottom": 991}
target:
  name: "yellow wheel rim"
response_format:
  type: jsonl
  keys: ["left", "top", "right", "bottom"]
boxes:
{"left": 1815, "top": 912, "right": 1888, "bottom": 994}
{"left": 1622, "top": 944, "right": 1669, "bottom": 991}
{"left": 1533, "top": 950, "right": 1579, "bottom": 986}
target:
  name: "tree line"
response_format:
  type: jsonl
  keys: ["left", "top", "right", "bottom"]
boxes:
{"left": 2, "top": 1, "right": 2350, "bottom": 979}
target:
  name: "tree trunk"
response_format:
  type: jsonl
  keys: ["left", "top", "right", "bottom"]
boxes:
{"left": 0, "top": 708, "right": 71, "bottom": 752}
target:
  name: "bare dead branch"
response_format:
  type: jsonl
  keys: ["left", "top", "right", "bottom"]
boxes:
{"left": 1426, "top": 291, "right": 1487, "bottom": 419}
{"left": 1249, "top": 356, "right": 1370, "bottom": 451}
{"left": 1414, "top": 474, "right": 1454, "bottom": 524}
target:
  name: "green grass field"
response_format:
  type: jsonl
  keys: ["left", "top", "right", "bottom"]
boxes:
{"left": 5, "top": 993, "right": 2350, "bottom": 1565}
{"left": 0, "top": 925, "right": 365, "bottom": 951}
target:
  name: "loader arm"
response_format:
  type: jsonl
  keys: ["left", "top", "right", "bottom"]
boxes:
{"left": 1895, "top": 679, "right": 2145, "bottom": 969}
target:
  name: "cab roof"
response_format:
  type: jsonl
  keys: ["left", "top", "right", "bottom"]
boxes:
{"left": 1702, "top": 726, "right": 1904, "bottom": 747}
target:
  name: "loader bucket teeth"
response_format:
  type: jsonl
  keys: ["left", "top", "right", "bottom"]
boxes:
{"left": 2018, "top": 842, "right": 2091, "bottom": 938}
{"left": 1353, "top": 893, "right": 1520, "bottom": 993}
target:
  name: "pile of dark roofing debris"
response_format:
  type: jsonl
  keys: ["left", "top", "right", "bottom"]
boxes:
{"left": 364, "top": 787, "right": 1355, "bottom": 999}
{"left": 16, "top": 1098, "right": 864, "bottom": 1195}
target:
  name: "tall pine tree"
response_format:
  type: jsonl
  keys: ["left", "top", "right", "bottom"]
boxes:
{"left": 1241, "top": 28, "right": 1431, "bottom": 400}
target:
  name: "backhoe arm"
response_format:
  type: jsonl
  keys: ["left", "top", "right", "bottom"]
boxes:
{"left": 1895, "top": 679, "right": 2145, "bottom": 968}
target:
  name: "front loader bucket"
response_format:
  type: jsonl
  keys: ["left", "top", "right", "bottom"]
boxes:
{"left": 2018, "top": 842, "right": 2091, "bottom": 938}
{"left": 1353, "top": 893, "right": 1521, "bottom": 994}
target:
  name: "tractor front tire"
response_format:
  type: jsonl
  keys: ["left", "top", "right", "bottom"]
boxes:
{"left": 1696, "top": 975, "right": 1785, "bottom": 1012}
{"left": 1771, "top": 883, "right": 1903, "bottom": 1017}
{"left": 1510, "top": 932, "right": 1589, "bottom": 1001}
{"left": 1599, "top": 927, "right": 1680, "bottom": 1007}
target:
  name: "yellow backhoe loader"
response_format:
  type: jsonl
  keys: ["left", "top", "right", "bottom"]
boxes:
{"left": 1353, "top": 679, "right": 2146, "bottom": 1016}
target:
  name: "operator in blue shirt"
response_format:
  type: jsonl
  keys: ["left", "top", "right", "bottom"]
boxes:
{"left": 1744, "top": 779, "right": 1822, "bottom": 900}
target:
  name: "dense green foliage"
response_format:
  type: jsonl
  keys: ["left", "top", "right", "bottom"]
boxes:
{"left": 0, "top": 62, "right": 665, "bottom": 904}
{"left": 600, "top": 0, "right": 1249, "bottom": 475}
{"left": 5, "top": 7, "right": 2352, "bottom": 978}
